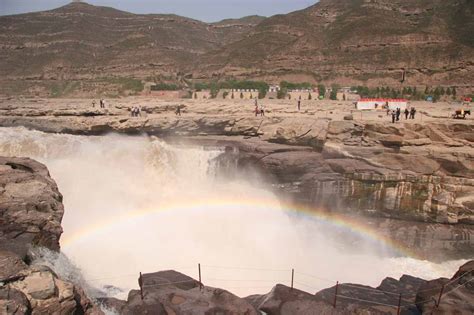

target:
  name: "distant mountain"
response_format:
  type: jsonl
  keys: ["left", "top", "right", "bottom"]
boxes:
{"left": 198, "top": 0, "right": 474, "bottom": 87}
{"left": 0, "top": 2, "right": 254, "bottom": 79}
{"left": 0, "top": 0, "right": 472, "bottom": 97}
{"left": 213, "top": 15, "right": 266, "bottom": 26}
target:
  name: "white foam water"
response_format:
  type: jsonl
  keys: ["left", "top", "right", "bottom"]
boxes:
{"left": 0, "top": 127, "right": 467, "bottom": 298}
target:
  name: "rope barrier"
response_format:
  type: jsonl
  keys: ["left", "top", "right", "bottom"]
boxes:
{"left": 414, "top": 270, "right": 472, "bottom": 294}
{"left": 213, "top": 285, "right": 273, "bottom": 290}
{"left": 77, "top": 263, "right": 473, "bottom": 310}
{"left": 87, "top": 274, "right": 137, "bottom": 282}
{"left": 294, "top": 280, "right": 319, "bottom": 290}
{"left": 336, "top": 294, "right": 399, "bottom": 308}
{"left": 340, "top": 283, "right": 408, "bottom": 297}
{"left": 206, "top": 278, "right": 288, "bottom": 283}
{"left": 438, "top": 277, "right": 474, "bottom": 297}
{"left": 401, "top": 277, "right": 474, "bottom": 306}
{"left": 202, "top": 265, "right": 290, "bottom": 272}
{"left": 142, "top": 280, "right": 197, "bottom": 288}
{"left": 294, "top": 271, "right": 334, "bottom": 283}
{"left": 414, "top": 278, "right": 474, "bottom": 305}
{"left": 84, "top": 266, "right": 196, "bottom": 282}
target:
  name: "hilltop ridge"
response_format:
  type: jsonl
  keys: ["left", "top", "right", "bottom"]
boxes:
{"left": 199, "top": 0, "right": 474, "bottom": 87}
{"left": 0, "top": 0, "right": 472, "bottom": 96}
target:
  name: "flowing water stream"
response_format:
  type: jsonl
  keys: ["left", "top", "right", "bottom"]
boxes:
{"left": 0, "top": 127, "right": 466, "bottom": 298}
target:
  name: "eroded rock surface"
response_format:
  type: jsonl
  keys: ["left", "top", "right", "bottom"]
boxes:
{"left": 0, "top": 157, "right": 64, "bottom": 251}
{"left": 243, "top": 260, "right": 474, "bottom": 315}
{"left": 101, "top": 270, "right": 259, "bottom": 315}
{"left": 1, "top": 99, "right": 473, "bottom": 259}
{"left": 415, "top": 260, "right": 474, "bottom": 314}
{"left": 0, "top": 157, "right": 102, "bottom": 315}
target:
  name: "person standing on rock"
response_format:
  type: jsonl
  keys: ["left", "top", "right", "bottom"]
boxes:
{"left": 260, "top": 104, "right": 265, "bottom": 117}
{"left": 396, "top": 108, "right": 401, "bottom": 121}
{"left": 298, "top": 100, "right": 301, "bottom": 111}
{"left": 92, "top": 100, "right": 96, "bottom": 108}
{"left": 410, "top": 107, "right": 416, "bottom": 119}
{"left": 391, "top": 110, "right": 396, "bottom": 123}
{"left": 404, "top": 108, "right": 409, "bottom": 120}
{"left": 255, "top": 104, "right": 259, "bottom": 117}
{"left": 175, "top": 105, "right": 181, "bottom": 116}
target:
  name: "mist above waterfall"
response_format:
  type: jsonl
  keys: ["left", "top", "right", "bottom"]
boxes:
{"left": 0, "top": 127, "right": 464, "bottom": 298}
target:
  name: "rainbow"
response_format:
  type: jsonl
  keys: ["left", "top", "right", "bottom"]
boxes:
{"left": 60, "top": 197, "right": 422, "bottom": 259}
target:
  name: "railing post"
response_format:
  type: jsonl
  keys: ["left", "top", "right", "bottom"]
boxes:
{"left": 198, "top": 263, "right": 202, "bottom": 291}
{"left": 333, "top": 281, "right": 339, "bottom": 308}
{"left": 291, "top": 269, "right": 294, "bottom": 291}
{"left": 436, "top": 284, "right": 445, "bottom": 307}
{"left": 397, "top": 293, "right": 402, "bottom": 315}
{"left": 139, "top": 272, "right": 143, "bottom": 300}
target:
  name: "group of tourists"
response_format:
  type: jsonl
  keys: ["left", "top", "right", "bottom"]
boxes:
{"left": 131, "top": 106, "right": 141, "bottom": 117}
{"left": 92, "top": 99, "right": 106, "bottom": 108}
{"left": 389, "top": 107, "right": 417, "bottom": 123}
{"left": 253, "top": 97, "right": 304, "bottom": 116}
{"left": 254, "top": 99, "right": 265, "bottom": 116}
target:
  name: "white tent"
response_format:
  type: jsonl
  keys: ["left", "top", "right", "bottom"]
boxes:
{"left": 387, "top": 100, "right": 408, "bottom": 111}
{"left": 356, "top": 99, "right": 408, "bottom": 110}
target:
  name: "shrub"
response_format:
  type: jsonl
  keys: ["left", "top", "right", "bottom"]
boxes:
{"left": 150, "top": 83, "right": 179, "bottom": 91}
{"left": 318, "top": 84, "right": 326, "bottom": 97}
{"left": 277, "top": 88, "right": 287, "bottom": 99}
{"left": 330, "top": 84, "right": 340, "bottom": 100}
{"left": 280, "top": 81, "right": 312, "bottom": 90}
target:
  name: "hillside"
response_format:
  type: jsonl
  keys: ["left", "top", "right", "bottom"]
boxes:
{"left": 0, "top": 2, "right": 211, "bottom": 77}
{"left": 198, "top": 0, "right": 474, "bottom": 88}
{"left": 0, "top": 2, "right": 259, "bottom": 96}
{"left": 213, "top": 15, "right": 266, "bottom": 26}
{"left": 0, "top": 0, "right": 472, "bottom": 96}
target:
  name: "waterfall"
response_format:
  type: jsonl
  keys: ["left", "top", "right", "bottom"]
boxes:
{"left": 0, "top": 127, "right": 464, "bottom": 298}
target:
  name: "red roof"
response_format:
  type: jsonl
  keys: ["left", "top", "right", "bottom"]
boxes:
{"left": 359, "top": 98, "right": 408, "bottom": 102}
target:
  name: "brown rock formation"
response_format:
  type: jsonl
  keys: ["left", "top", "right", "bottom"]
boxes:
{"left": 101, "top": 270, "right": 259, "bottom": 314}
{"left": 0, "top": 97, "right": 473, "bottom": 313}
{"left": 0, "top": 156, "right": 102, "bottom": 315}
{"left": 415, "top": 260, "right": 474, "bottom": 314}
{"left": 0, "top": 98, "right": 472, "bottom": 259}
{"left": 244, "top": 260, "right": 474, "bottom": 314}
{"left": 0, "top": 157, "right": 64, "bottom": 252}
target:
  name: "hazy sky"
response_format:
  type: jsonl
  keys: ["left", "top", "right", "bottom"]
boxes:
{"left": 0, "top": 0, "right": 317, "bottom": 22}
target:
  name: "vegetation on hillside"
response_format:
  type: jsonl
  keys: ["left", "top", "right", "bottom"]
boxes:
{"left": 193, "top": 80, "right": 269, "bottom": 99}
{"left": 330, "top": 84, "right": 340, "bottom": 100}
{"left": 151, "top": 83, "right": 180, "bottom": 91}
{"left": 280, "top": 81, "right": 312, "bottom": 90}
{"left": 352, "top": 85, "right": 459, "bottom": 102}
{"left": 50, "top": 82, "right": 81, "bottom": 98}
{"left": 318, "top": 84, "right": 326, "bottom": 97}
{"left": 103, "top": 77, "right": 144, "bottom": 94}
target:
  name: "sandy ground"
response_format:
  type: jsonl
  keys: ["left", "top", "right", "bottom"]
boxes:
{"left": 0, "top": 97, "right": 473, "bottom": 125}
